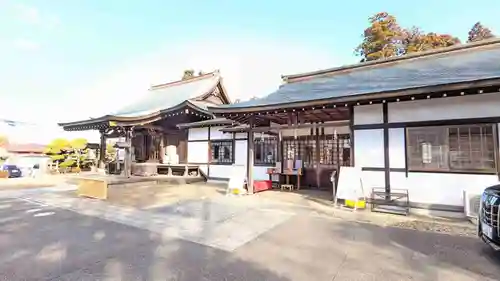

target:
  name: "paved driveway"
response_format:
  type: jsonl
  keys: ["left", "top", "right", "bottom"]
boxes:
{"left": 0, "top": 196, "right": 499, "bottom": 281}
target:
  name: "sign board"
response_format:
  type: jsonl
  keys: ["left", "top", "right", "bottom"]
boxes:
{"left": 335, "top": 166, "right": 363, "bottom": 202}
{"left": 227, "top": 165, "right": 247, "bottom": 195}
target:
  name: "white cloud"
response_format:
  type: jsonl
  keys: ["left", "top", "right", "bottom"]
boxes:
{"left": 65, "top": 35, "right": 341, "bottom": 122}
{"left": 13, "top": 38, "right": 40, "bottom": 50}
{"left": 13, "top": 3, "right": 60, "bottom": 28}
{"left": 14, "top": 3, "right": 41, "bottom": 25}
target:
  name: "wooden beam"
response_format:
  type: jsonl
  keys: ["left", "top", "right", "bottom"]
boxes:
{"left": 134, "top": 124, "right": 164, "bottom": 132}
{"left": 246, "top": 116, "right": 255, "bottom": 195}
{"left": 123, "top": 129, "right": 132, "bottom": 178}
{"left": 98, "top": 130, "right": 106, "bottom": 169}
{"left": 239, "top": 120, "right": 350, "bottom": 133}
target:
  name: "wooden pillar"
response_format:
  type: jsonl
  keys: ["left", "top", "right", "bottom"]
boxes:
{"left": 98, "top": 129, "right": 106, "bottom": 168}
{"left": 247, "top": 116, "right": 255, "bottom": 194}
{"left": 159, "top": 133, "right": 165, "bottom": 164}
{"left": 349, "top": 106, "right": 355, "bottom": 166}
{"left": 124, "top": 128, "right": 132, "bottom": 177}
{"left": 382, "top": 103, "right": 391, "bottom": 200}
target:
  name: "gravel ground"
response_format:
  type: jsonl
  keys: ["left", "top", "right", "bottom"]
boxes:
{"left": 390, "top": 220, "right": 477, "bottom": 237}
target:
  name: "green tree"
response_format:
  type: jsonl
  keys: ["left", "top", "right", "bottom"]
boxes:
{"left": 106, "top": 143, "right": 117, "bottom": 162}
{"left": 355, "top": 12, "right": 405, "bottom": 62}
{"left": 182, "top": 69, "right": 195, "bottom": 80}
{"left": 404, "top": 28, "right": 460, "bottom": 54}
{"left": 45, "top": 138, "right": 89, "bottom": 168}
{"left": 468, "top": 22, "right": 495, "bottom": 43}
{"left": 357, "top": 12, "right": 461, "bottom": 61}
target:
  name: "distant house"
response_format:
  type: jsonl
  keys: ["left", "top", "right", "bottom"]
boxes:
{"left": 6, "top": 143, "right": 46, "bottom": 156}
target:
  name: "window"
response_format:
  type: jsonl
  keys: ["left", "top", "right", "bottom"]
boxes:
{"left": 282, "top": 137, "right": 316, "bottom": 168}
{"left": 407, "top": 124, "right": 496, "bottom": 173}
{"left": 255, "top": 137, "right": 278, "bottom": 165}
{"left": 210, "top": 140, "right": 233, "bottom": 164}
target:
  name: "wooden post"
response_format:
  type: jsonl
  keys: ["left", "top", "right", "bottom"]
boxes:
{"left": 98, "top": 129, "right": 106, "bottom": 168}
{"left": 159, "top": 133, "right": 165, "bottom": 164}
{"left": 124, "top": 128, "right": 132, "bottom": 177}
{"left": 247, "top": 116, "right": 255, "bottom": 194}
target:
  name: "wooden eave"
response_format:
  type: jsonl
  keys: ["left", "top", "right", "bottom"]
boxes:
{"left": 194, "top": 80, "right": 231, "bottom": 105}
{"left": 177, "top": 118, "right": 234, "bottom": 129}
{"left": 60, "top": 100, "right": 214, "bottom": 131}
{"left": 210, "top": 78, "right": 500, "bottom": 125}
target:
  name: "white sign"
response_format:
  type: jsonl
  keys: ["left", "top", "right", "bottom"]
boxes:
{"left": 227, "top": 165, "right": 247, "bottom": 195}
{"left": 335, "top": 166, "right": 363, "bottom": 202}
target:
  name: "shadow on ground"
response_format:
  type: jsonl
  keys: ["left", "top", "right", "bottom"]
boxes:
{"left": 333, "top": 220, "right": 500, "bottom": 280}
{"left": 0, "top": 197, "right": 289, "bottom": 281}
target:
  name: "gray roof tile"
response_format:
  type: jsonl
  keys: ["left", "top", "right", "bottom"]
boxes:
{"left": 112, "top": 74, "right": 220, "bottom": 117}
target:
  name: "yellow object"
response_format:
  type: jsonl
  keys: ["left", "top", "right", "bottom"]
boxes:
{"left": 345, "top": 199, "right": 366, "bottom": 209}
{"left": 109, "top": 121, "right": 117, "bottom": 127}
{"left": 78, "top": 178, "right": 108, "bottom": 199}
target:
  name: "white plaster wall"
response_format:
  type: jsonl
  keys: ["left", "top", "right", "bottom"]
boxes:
{"left": 209, "top": 126, "right": 232, "bottom": 140}
{"left": 360, "top": 171, "right": 386, "bottom": 197}
{"left": 235, "top": 132, "right": 247, "bottom": 139}
{"left": 254, "top": 166, "right": 272, "bottom": 181}
{"left": 389, "top": 128, "right": 405, "bottom": 169}
{"left": 391, "top": 172, "right": 498, "bottom": 206}
{"left": 188, "top": 128, "right": 208, "bottom": 141}
{"left": 199, "top": 165, "right": 208, "bottom": 176}
{"left": 354, "top": 104, "right": 383, "bottom": 125}
{"left": 187, "top": 141, "right": 208, "bottom": 163}
{"left": 354, "top": 129, "right": 384, "bottom": 168}
{"left": 388, "top": 92, "right": 500, "bottom": 123}
{"left": 208, "top": 165, "right": 229, "bottom": 179}
{"left": 235, "top": 140, "right": 247, "bottom": 165}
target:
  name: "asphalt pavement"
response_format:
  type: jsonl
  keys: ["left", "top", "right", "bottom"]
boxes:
{"left": 0, "top": 196, "right": 499, "bottom": 281}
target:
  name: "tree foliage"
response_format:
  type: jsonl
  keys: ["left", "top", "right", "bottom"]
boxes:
{"left": 404, "top": 28, "right": 461, "bottom": 54}
{"left": 468, "top": 22, "right": 495, "bottom": 43}
{"left": 182, "top": 69, "right": 208, "bottom": 80}
{"left": 45, "top": 138, "right": 91, "bottom": 168}
{"left": 182, "top": 69, "right": 195, "bottom": 80}
{"left": 355, "top": 12, "right": 404, "bottom": 62}
{"left": 356, "top": 12, "right": 461, "bottom": 61}
{"left": 106, "top": 143, "right": 117, "bottom": 162}
{"left": 0, "top": 135, "right": 8, "bottom": 147}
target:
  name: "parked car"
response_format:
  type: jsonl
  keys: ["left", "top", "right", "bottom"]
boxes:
{"left": 478, "top": 184, "right": 500, "bottom": 250}
{"left": 0, "top": 164, "right": 22, "bottom": 178}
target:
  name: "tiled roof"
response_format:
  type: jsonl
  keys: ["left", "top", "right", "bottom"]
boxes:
{"left": 6, "top": 143, "right": 46, "bottom": 153}
{"left": 212, "top": 39, "right": 500, "bottom": 110}
{"left": 111, "top": 72, "right": 221, "bottom": 117}
{"left": 177, "top": 117, "right": 234, "bottom": 129}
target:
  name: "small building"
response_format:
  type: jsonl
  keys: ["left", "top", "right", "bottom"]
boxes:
{"left": 58, "top": 71, "right": 232, "bottom": 177}
{"left": 202, "top": 39, "right": 500, "bottom": 212}
{"left": 5, "top": 143, "right": 46, "bottom": 156}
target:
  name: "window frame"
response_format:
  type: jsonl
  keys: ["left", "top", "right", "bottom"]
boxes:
{"left": 254, "top": 137, "right": 278, "bottom": 166}
{"left": 405, "top": 123, "right": 498, "bottom": 174}
{"left": 209, "top": 140, "right": 234, "bottom": 165}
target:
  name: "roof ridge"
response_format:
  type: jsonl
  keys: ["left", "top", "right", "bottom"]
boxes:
{"left": 150, "top": 69, "right": 220, "bottom": 90}
{"left": 283, "top": 38, "right": 500, "bottom": 83}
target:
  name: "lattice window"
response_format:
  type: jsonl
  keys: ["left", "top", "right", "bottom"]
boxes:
{"left": 282, "top": 137, "right": 316, "bottom": 168}
{"left": 318, "top": 134, "right": 351, "bottom": 167}
{"left": 407, "top": 124, "right": 496, "bottom": 172}
{"left": 210, "top": 140, "right": 234, "bottom": 164}
{"left": 255, "top": 137, "right": 278, "bottom": 165}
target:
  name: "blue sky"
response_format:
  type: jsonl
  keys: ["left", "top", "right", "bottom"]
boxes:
{"left": 0, "top": 0, "right": 499, "bottom": 141}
